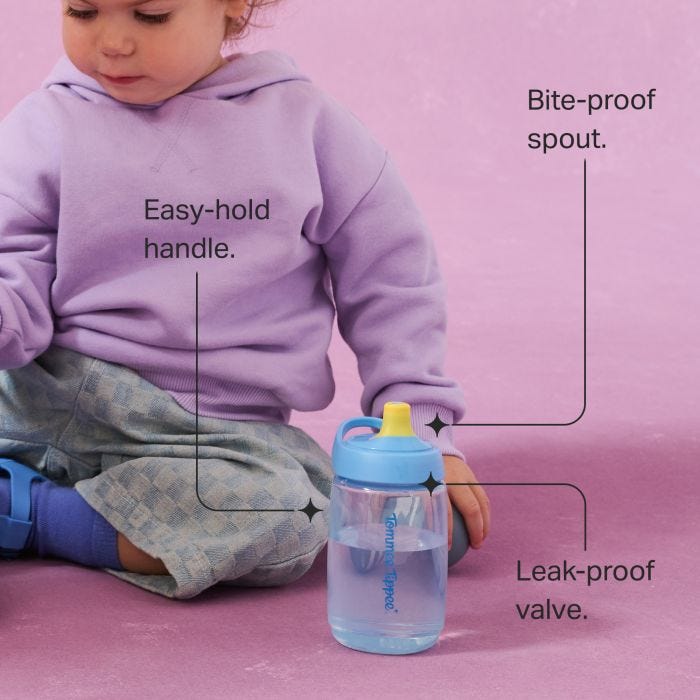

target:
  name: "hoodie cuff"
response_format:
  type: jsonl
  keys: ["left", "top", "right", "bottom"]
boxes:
{"left": 409, "top": 402, "right": 465, "bottom": 462}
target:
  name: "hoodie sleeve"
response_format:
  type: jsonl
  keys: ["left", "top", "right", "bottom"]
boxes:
{"left": 304, "top": 93, "right": 466, "bottom": 458}
{"left": 0, "top": 92, "right": 60, "bottom": 369}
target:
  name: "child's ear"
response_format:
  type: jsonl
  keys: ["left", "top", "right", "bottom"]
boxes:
{"left": 222, "top": 0, "right": 248, "bottom": 22}
{"left": 221, "top": 0, "right": 248, "bottom": 40}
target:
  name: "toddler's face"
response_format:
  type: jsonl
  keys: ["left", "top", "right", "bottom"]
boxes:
{"left": 61, "top": 0, "right": 243, "bottom": 105}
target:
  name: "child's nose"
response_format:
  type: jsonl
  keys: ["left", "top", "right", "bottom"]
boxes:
{"left": 98, "top": 26, "right": 136, "bottom": 56}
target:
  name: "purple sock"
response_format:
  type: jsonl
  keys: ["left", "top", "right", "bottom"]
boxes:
{"left": 0, "top": 477, "right": 124, "bottom": 570}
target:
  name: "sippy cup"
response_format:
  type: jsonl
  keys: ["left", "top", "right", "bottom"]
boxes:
{"left": 327, "top": 402, "right": 449, "bottom": 655}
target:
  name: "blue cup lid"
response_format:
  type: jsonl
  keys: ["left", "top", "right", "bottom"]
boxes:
{"left": 331, "top": 402, "right": 443, "bottom": 485}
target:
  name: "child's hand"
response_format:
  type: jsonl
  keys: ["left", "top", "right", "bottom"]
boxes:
{"left": 443, "top": 455, "right": 491, "bottom": 550}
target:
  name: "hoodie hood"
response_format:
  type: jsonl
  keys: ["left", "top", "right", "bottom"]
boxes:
{"left": 40, "top": 50, "right": 310, "bottom": 108}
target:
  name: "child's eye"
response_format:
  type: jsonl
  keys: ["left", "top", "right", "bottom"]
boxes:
{"left": 65, "top": 7, "right": 96, "bottom": 20}
{"left": 64, "top": 7, "right": 171, "bottom": 24}
{"left": 135, "top": 12, "right": 171, "bottom": 24}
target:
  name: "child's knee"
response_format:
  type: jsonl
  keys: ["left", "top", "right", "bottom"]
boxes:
{"left": 232, "top": 539, "right": 326, "bottom": 587}
{"left": 221, "top": 508, "right": 328, "bottom": 587}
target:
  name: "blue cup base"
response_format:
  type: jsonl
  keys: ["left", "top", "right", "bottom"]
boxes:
{"left": 329, "top": 623, "right": 440, "bottom": 655}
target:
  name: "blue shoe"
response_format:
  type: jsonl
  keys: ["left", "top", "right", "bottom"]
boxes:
{"left": 0, "top": 458, "right": 48, "bottom": 559}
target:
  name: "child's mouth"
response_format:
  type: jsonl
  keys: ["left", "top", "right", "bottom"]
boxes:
{"left": 100, "top": 74, "right": 143, "bottom": 86}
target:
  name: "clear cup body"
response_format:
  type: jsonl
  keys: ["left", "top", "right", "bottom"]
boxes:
{"left": 327, "top": 475, "right": 448, "bottom": 655}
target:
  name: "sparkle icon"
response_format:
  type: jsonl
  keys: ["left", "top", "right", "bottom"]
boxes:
{"left": 420, "top": 471, "right": 444, "bottom": 496}
{"left": 427, "top": 413, "right": 449, "bottom": 437}
{"left": 298, "top": 498, "right": 323, "bottom": 523}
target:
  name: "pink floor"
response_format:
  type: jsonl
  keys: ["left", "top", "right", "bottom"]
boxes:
{"left": 2, "top": 418, "right": 698, "bottom": 698}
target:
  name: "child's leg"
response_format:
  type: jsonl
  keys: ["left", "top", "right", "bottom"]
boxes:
{"left": 0, "top": 471, "right": 122, "bottom": 569}
{"left": 0, "top": 347, "right": 164, "bottom": 574}
{"left": 117, "top": 532, "right": 167, "bottom": 574}
{"left": 2, "top": 345, "right": 332, "bottom": 597}
{"left": 0, "top": 348, "right": 116, "bottom": 566}
{"left": 0, "top": 457, "right": 163, "bottom": 572}
{"left": 74, "top": 444, "right": 331, "bottom": 598}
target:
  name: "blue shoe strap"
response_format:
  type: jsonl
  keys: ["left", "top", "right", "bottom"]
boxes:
{"left": 0, "top": 514, "right": 33, "bottom": 553}
{"left": 0, "top": 459, "right": 47, "bottom": 552}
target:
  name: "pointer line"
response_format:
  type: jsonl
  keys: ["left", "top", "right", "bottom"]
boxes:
{"left": 452, "top": 158, "right": 587, "bottom": 427}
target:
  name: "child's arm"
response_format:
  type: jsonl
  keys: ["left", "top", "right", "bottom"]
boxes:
{"left": 310, "top": 151, "right": 465, "bottom": 423}
{"left": 0, "top": 93, "right": 59, "bottom": 368}
{"left": 302, "top": 93, "right": 489, "bottom": 547}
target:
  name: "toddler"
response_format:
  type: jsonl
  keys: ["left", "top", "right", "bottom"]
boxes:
{"left": 0, "top": 0, "right": 490, "bottom": 599}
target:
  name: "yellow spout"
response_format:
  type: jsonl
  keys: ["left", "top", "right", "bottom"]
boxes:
{"left": 374, "top": 402, "right": 416, "bottom": 438}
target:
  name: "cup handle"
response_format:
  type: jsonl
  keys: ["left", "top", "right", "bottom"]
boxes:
{"left": 335, "top": 416, "right": 383, "bottom": 445}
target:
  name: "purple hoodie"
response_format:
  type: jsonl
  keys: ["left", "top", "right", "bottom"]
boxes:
{"left": 0, "top": 50, "right": 465, "bottom": 455}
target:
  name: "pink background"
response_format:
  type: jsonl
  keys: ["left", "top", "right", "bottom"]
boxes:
{"left": 2, "top": 1, "right": 698, "bottom": 698}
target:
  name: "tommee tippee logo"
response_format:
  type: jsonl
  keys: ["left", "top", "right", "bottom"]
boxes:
{"left": 382, "top": 513, "right": 398, "bottom": 612}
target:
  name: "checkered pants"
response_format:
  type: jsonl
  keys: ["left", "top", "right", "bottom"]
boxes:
{"left": 0, "top": 346, "right": 332, "bottom": 599}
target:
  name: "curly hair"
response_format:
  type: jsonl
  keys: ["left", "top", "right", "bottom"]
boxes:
{"left": 224, "top": 0, "right": 284, "bottom": 43}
